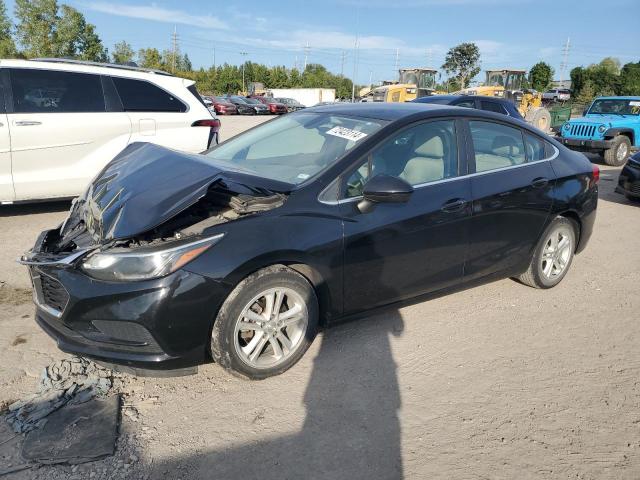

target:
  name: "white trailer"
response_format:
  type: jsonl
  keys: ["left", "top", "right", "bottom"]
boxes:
{"left": 268, "top": 88, "right": 335, "bottom": 107}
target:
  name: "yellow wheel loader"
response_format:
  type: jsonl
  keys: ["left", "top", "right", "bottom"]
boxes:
{"left": 457, "top": 69, "right": 551, "bottom": 131}
{"left": 369, "top": 68, "right": 437, "bottom": 103}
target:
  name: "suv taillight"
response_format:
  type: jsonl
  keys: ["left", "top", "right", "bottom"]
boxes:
{"left": 590, "top": 164, "right": 600, "bottom": 188}
{"left": 192, "top": 119, "right": 221, "bottom": 148}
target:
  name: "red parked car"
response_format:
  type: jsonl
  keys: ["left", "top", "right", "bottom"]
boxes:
{"left": 247, "top": 95, "right": 288, "bottom": 114}
{"left": 205, "top": 96, "right": 238, "bottom": 115}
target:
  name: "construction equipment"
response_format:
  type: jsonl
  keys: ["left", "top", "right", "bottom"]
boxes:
{"left": 369, "top": 68, "right": 437, "bottom": 103}
{"left": 458, "top": 69, "right": 552, "bottom": 131}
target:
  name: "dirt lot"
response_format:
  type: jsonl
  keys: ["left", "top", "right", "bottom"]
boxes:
{"left": 1, "top": 117, "right": 639, "bottom": 479}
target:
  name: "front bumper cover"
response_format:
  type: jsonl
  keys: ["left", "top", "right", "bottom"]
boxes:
{"left": 556, "top": 137, "right": 613, "bottom": 151}
{"left": 27, "top": 262, "right": 231, "bottom": 371}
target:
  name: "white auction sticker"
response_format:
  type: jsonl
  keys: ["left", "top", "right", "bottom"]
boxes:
{"left": 326, "top": 126, "right": 368, "bottom": 142}
{"left": 629, "top": 101, "right": 640, "bottom": 106}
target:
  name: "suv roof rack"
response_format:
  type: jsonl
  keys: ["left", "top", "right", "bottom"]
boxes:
{"left": 31, "top": 58, "right": 174, "bottom": 76}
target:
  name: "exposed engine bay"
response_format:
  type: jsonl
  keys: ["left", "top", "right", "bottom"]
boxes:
{"left": 22, "top": 142, "right": 289, "bottom": 262}
{"left": 34, "top": 181, "right": 285, "bottom": 259}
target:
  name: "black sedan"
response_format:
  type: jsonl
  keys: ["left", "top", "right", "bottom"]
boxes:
{"left": 21, "top": 103, "right": 598, "bottom": 379}
{"left": 225, "top": 95, "right": 265, "bottom": 115}
{"left": 412, "top": 94, "right": 524, "bottom": 121}
{"left": 616, "top": 151, "right": 640, "bottom": 201}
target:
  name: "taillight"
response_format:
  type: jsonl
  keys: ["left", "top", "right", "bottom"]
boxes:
{"left": 590, "top": 164, "right": 600, "bottom": 188}
{"left": 192, "top": 119, "right": 221, "bottom": 148}
{"left": 192, "top": 119, "right": 221, "bottom": 131}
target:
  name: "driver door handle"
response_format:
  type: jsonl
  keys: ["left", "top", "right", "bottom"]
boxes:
{"left": 441, "top": 198, "right": 467, "bottom": 213}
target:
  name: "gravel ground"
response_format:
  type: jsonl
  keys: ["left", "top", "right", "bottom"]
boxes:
{"left": 0, "top": 117, "right": 639, "bottom": 479}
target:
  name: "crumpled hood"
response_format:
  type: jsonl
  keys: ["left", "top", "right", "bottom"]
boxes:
{"left": 69, "top": 142, "right": 293, "bottom": 243}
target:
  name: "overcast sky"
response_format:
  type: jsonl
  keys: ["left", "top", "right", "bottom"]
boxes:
{"left": 7, "top": 0, "right": 640, "bottom": 84}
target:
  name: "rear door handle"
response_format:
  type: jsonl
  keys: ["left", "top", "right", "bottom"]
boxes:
{"left": 531, "top": 177, "right": 549, "bottom": 188}
{"left": 14, "top": 120, "right": 42, "bottom": 126}
{"left": 441, "top": 198, "right": 467, "bottom": 213}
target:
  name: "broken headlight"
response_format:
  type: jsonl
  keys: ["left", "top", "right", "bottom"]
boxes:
{"left": 81, "top": 234, "right": 224, "bottom": 282}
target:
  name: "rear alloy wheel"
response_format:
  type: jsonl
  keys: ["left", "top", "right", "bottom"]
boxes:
{"left": 603, "top": 135, "right": 631, "bottom": 166}
{"left": 210, "top": 265, "right": 318, "bottom": 379}
{"left": 517, "top": 217, "right": 577, "bottom": 289}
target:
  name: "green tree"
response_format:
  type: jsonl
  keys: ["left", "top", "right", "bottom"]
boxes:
{"left": 15, "top": 1, "right": 106, "bottom": 60}
{"left": 14, "top": 0, "right": 58, "bottom": 57}
{"left": 441, "top": 42, "right": 481, "bottom": 89}
{"left": 617, "top": 61, "right": 640, "bottom": 95}
{"left": 138, "top": 47, "right": 164, "bottom": 70}
{"left": 112, "top": 41, "right": 134, "bottom": 64}
{"left": 0, "top": 0, "right": 17, "bottom": 57}
{"left": 56, "top": 5, "right": 107, "bottom": 61}
{"left": 528, "top": 61, "right": 554, "bottom": 91}
{"left": 576, "top": 80, "right": 595, "bottom": 105}
{"left": 598, "top": 57, "right": 621, "bottom": 75}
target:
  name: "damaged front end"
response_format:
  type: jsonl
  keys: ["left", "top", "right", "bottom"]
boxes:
{"left": 19, "top": 142, "right": 290, "bottom": 370}
{"left": 22, "top": 142, "right": 289, "bottom": 263}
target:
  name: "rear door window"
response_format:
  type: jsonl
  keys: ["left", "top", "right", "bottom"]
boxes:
{"left": 10, "top": 68, "right": 105, "bottom": 113}
{"left": 469, "top": 120, "right": 526, "bottom": 172}
{"left": 524, "top": 132, "right": 549, "bottom": 161}
{"left": 112, "top": 77, "right": 186, "bottom": 112}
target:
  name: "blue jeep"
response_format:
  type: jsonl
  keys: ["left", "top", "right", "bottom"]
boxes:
{"left": 557, "top": 96, "right": 640, "bottom": 166}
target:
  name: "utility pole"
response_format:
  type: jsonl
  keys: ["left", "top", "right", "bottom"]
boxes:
{"left": 559, "top": 37, "right": 571, "bottom": 85}
{"left": 303, "top": 42, "right": 310, "bottom": 70}
{"left": 369, "top": 70, "right": 373, "bottom": 88}
{"left": 294, "top": 55, "right": 298, "bottom": 71}
{"left": 426, "top": 48, "right": 433, "bottom": 68}
{"left": 240, "top": 51, "right": 248, "bottom": 93}
{"left": 394, "top": 48, "right": 399, "bottom": 73}
{"left": 340, "top": 50, "right": 346, "bottom": 76}
{"left": 213, "top": 45, "right": 216, "bottom": 70}
{"left": 351, "top": 6, "right": 360, "bottom": 102}
{"left": 171, "top": 25, "right": 179, "bottom": 73}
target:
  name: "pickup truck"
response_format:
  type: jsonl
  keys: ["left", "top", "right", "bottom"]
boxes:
{"left": 557, "top": 96, "right": 640, "bottom": 166}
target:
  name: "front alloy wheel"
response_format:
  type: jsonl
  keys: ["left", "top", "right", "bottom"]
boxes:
{"left": 234, "top": 287, "right": 308, "bottom": 369}
{"left": 211, "top": 265, "right": 318, "bottom": 379}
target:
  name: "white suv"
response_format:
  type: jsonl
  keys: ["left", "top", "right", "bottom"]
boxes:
{"left": 0, "top": 59, "right": 218, "bottom": 203}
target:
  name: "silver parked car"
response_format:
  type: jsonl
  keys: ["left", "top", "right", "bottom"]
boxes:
{"left": 542, "top": 88, "right": 571, "bottom": 102}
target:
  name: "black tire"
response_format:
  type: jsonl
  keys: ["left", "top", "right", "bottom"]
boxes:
{"left": 517, "top": 216, "right": 577, "bottom": 289}
{"left": 210, "top": 265, "right": 319, "bottom": 380}
{"left": 603, "top": 135, "right": 631, "bottom": 166}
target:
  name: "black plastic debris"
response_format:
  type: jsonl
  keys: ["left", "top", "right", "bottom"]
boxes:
{"left": 6, "top": 357, "right": 113, "bottom": 433}
{"left": 22, "top": 396, "right": 120, "bottom": 464}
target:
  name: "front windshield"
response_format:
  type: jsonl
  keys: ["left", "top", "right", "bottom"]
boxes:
{"left": 589, "top": 99, "right": 640, "bottom": 115}
{"left": 244, "top": 98, "right": 262, "bottom": 105}
{"left": 230, "top": 96, "right": 248, "bottom": 104}
{"left": 205, "top": 112, "right": 388, "bottom": 185}
{"left": 486, "top": 72, "right": 504, "bottom": 87}
{"left": 505, "top": 73, "right": 524, "bottom": 91}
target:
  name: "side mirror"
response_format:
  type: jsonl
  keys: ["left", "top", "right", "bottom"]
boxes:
{"left": 358, "top": 174, "right": 413, "bottom": 213}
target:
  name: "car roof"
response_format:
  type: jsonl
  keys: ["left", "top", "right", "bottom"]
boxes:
{"left": 304, "top": 102, "right": 455, "bottom": 120}
{"left": 413, "top": 95, "right": 515, "bottom": 106}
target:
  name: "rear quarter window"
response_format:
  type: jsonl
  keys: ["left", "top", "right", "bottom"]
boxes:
{"left": 112, "top": 77, "right": 186, "bottom": 112}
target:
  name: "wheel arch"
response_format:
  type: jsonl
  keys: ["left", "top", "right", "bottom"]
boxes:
{"left": 604, "top": 128, "right": 634, "bottom": 145}
{"left": 224, "top": 253, "right": 337, "bottom": 327}
{"left": 556, "top": 210, "right": 582, "bottom": 252}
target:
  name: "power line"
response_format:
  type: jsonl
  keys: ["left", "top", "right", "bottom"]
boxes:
{"left": 171, "top": 25, "right": 178, "bottom": 73}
